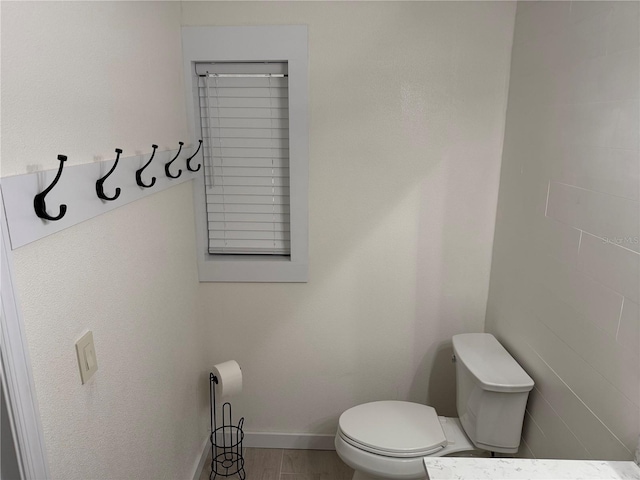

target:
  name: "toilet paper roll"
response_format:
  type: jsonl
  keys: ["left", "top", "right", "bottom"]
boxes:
{"left": 212, "top": 360, "right": 243, "bottom": 397}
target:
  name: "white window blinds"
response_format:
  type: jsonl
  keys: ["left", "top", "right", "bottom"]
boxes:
{"left": 198, "top": 62, "right": 290, "bottom": 255}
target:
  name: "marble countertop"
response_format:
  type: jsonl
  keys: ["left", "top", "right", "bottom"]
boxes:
{"left": 423, "top": 457, "right": 640, "bottom": 480}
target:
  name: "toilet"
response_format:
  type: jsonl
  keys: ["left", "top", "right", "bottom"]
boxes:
{"left": 335, "top": 333, "right": 534, "bottom": 480}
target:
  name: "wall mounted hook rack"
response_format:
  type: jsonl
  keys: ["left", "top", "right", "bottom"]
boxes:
{"left": 2, "top": 141, "right": 202, "bottom": 250}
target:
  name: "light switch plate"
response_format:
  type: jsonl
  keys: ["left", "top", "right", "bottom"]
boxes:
{"left": 75, "top": 331, "right": 98, "bottom": 384}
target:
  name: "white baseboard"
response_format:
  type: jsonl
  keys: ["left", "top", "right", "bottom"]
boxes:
{"left": 244, "top": 432, "right": 336, "bottom": 450}
{"left": 192, "top": 436, "right": 210, "bottom": 480}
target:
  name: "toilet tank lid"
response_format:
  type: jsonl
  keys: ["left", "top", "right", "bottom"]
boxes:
{"left": 452, "top": 333, "right": 534, "bottom": 393}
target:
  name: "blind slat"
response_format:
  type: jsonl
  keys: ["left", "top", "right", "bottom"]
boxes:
{"left": 207, "top": 167, "right": 289, "bottom": 177}
{"left": 202, "top": 128, "right": 289, "bottom": 139}
{"left": 208, "top": 204, "right": 290, "bottom": 214}
{"left": 198, "top": 79, "right": 288, "bottom": 88}
{"left": 198, "top": 96, "right": 289, "bottom": 109}
{"left": 212, "top": 178, "right": 288, "bottom": 187}
{"left": 201, "top": 117, "right": 288, "bottom": 129}
{"left": 209, "top": 243, "right": 289, "bottom": 254}
{"left": 209, "top": 222, "right": 291, "bottom": 232}
{"left": 200, "top": 87, "right": 288, "bottom": 98}
{"left": 207, "top": 194, "right": 289, "bottom": 205}
{"left": 200, "top": 107, "right": 288, "bottom": 119}
{"left": 206, "top": 157, "right": 288, "bottom": 168}
{"left": 209, "top": 211, "right": 289, "bottom": 221}
{"left": 210, "top": 230, "right": 289, "bottom": 241}
{"left": 206, "top": 138, "right": 289, "bottom": 149}
{"left": 204, "top": 147, "right": 288, "bottom": 159}
{"left": 206, "top": 184, "right": 289, "bottom": 194}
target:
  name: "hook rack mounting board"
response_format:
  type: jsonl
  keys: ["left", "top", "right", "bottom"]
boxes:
{"left": 0, "top": 146, "right": 201, "bottom": 250}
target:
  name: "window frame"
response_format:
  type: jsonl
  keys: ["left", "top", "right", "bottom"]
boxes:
{"left": 182, "top": 26, "right": 309, "bottom": 282}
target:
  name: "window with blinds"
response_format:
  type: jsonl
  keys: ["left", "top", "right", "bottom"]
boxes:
{"left": 197, "top": 62, "right": 290, "bottom": 255}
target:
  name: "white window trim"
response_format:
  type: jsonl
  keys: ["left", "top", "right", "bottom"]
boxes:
{"left": 182, "top": 26, "right": 309, "bottom": 282}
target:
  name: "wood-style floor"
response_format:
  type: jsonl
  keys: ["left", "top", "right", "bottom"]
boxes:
{"left": 199, "top": 448, "right": 354, "bottom": 480}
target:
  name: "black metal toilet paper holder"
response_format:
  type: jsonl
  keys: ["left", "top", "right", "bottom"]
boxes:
{"left": 209, "top": 373, "right": 245, "bottom": 479}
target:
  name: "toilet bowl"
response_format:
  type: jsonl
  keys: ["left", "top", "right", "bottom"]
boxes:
{"left": 334, "top": 333, "right": 534, "bottom": 480}
{"left": 335, "top": 402, "right": 476, "bottom": 480}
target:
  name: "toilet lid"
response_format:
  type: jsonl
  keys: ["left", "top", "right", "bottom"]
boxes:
{"left": 338, "top": 401, "right": 447, "bottom": 457}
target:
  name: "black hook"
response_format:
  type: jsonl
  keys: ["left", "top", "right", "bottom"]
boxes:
{"left": 96, "top": 148, "right": 122, "bottom": 201}
{"left": 186, "top": 140, "right": 203, "bottom": 172}
{"left": 165, "top": 142, "right": 184, "bottom": 179}
{"left": 34, "top": 155, "right": 68, "bottom": 221}
{"left": 135, "top": 144, "right": 157, "bottom": 188}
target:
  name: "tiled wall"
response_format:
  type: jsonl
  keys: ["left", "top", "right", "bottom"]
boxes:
{"left": 486, "top": 1, "right": 639, "bottom": 461}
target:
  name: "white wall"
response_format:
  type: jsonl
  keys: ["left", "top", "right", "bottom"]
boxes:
{"left": 1, "top": 3, "right": 209, "bottom": 479}
{"left": 487, "top": 1, "right": 639, "bottom": 460}
{"left": 182, "top": 1, "right": 516, "bottom": 433}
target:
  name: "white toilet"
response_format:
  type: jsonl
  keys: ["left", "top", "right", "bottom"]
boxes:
{"left": 335, "top": 333, "right": 534, "bottom": 480}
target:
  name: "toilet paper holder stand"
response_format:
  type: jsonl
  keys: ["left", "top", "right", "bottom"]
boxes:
{"left": 209, "top": 373, "right": 246, "bottom": 480}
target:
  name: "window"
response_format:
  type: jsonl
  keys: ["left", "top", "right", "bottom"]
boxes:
{"left": 182, "top": 26, "right": 308, "bottom": 282}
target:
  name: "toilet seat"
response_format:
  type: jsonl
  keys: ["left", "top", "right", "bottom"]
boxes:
{"left": 338, "top": 401, "right": 447, "bottom": 458}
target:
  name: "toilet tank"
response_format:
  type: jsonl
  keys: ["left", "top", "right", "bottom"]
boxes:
{"left": 452, "top": 333, "right": 534, "bottom": 454}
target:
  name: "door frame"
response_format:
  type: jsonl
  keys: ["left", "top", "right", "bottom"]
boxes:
{"left": 0, "top": 187, "right": 50, "bottom": 479}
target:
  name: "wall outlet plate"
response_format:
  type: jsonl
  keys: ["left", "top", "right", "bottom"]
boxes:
{"left": 75, "top": 331, "right": 98, "bottom": 384}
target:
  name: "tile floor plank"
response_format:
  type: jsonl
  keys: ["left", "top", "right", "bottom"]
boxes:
{"left": 281, "top": 450, "right": 353, "bottom": 479}
{"left": 243, "top": 448, "right": 283, "bottom": 480}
